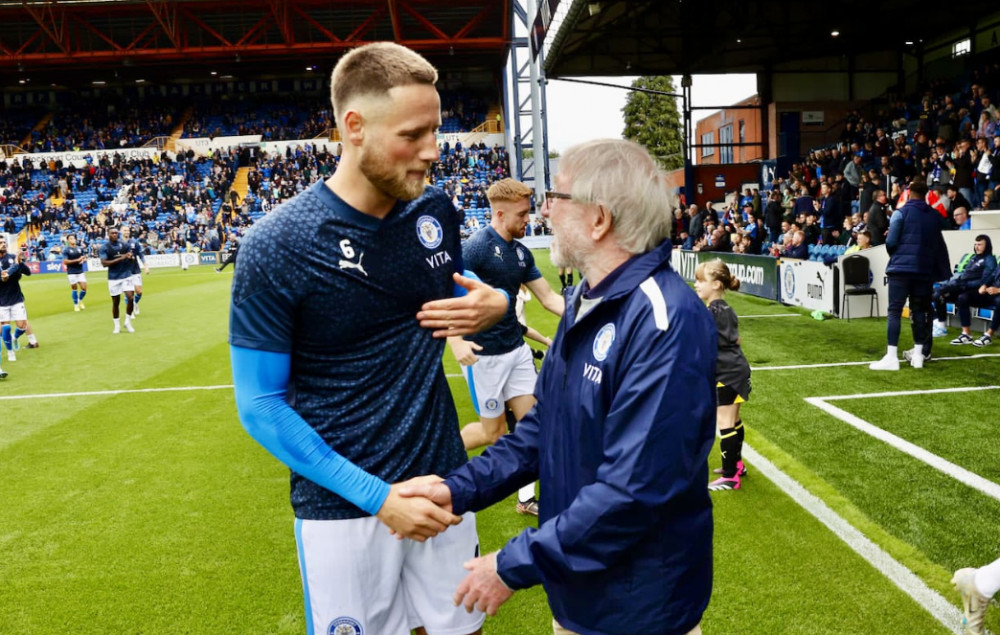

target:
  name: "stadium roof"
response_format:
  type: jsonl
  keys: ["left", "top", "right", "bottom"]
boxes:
{"left": 544, "top": 0, "right": 1000, "bottom": 77}
{"left": 0, "top": 0, "right": 509, "bottom": 87}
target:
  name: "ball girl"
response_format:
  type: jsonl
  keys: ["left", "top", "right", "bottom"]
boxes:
{"left": 694, "top": 260, "right": 751, "bottom": 491}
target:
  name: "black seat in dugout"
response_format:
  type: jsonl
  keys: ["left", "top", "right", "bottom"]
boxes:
{"left": 840, "top": 254, "right": 879, "bottom": 320}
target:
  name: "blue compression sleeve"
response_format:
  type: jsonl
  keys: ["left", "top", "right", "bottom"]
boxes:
{"left": 230, "top": 345, "right": 391, "bottom": 515}
{"left": 455, "top": 269, "right": 509, "bottom": 304}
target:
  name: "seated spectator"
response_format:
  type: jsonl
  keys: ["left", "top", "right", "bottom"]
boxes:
{"left": 932, "top": 235, "right": 996, "bottom": 337}
{"left": 845, "top": 229, "right": 872, "bottom": 254}
{"left": 946, "top": 184, "right": 973, "bottom": 227}
{"left": 952, "top": 259, "right": 1000, "bottom": 347}
{"left": 779, "top": 230, "right": 809, "bottom": 259}
{"left": 953, "top": 206, "right": 972, "bottom": 230}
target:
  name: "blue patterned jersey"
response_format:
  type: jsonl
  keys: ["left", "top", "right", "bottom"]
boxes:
{"left": 229, "top": 181, "right": 468, "bottom": 520}
{"left": 461, "top": 226, "right": 542, "bottom": 355}
{"left": 63, "top": 245, "right": 86, "bottom": 274}
{"left": 125, "top": 238, "right": 144, "bottom": 275}
{"left": 98, "top": 239, "right": 132, "bottom": 280}
{"left": 0, "top": 253, "right": 29, "bottom": 306}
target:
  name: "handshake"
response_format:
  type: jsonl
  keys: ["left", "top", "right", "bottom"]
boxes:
{"left": 376, "top": 474, "right": 456, "bottom": 541}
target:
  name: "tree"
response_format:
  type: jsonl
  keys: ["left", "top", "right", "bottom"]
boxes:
{"left": 621, "top": 76, "right": 684, "bottom": 171}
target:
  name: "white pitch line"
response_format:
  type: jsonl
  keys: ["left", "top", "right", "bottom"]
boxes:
{"left": 743, "top": 445, "right": 968, "bottom": 634}
{"left": 814, "top": 385, "right": 1000, "bottom": 401}
{"left": 0, "top": 384, "right": 234, "bottom": 402}
{"left": 806, "top": 394, "right": 1000, "bottom": 503}
{"left": 738, "top": 313, "right": 801, "bottom": 318}
{"left": 752, "top": 353, "right": 1000, "bottom": 371}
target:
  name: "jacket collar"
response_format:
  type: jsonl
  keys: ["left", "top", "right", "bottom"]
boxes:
{"left": 567, "top": 239, "right": 674, "bottom": 314}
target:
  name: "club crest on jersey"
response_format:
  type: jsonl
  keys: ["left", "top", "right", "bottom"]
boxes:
{"left": 328, "top": 617, "right": 363, "bottom": 635}
{"left": 592, "top": 323, "right": 616, "bottom": 362}
{"left": 417, "top": 215, "right": 443, "bottom": 249}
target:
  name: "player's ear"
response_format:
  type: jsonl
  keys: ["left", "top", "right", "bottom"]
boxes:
{"left": 343, "top": 109, "right": 365, "bottom": 147}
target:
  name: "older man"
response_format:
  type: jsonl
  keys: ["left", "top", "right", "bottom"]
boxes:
{"left": 403, "top": 139, "right": 717, "bottom": 635}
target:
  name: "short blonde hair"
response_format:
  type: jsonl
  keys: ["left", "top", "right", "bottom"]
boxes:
{"left": 486, "top": 178, "right": 532, "bottom": 205}
{"left": 330, "top": 42, "right": 438, "bottom": 123}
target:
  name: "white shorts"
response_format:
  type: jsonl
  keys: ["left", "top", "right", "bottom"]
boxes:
{"left": 67, "top": 273, "right": 87, "bottom": 285}
{"left": 129, "top": 273, "right": 143, "bottom": 288}
{"left": 462, "top": 343, "right": 537, "bottom": 418}
{"left": 108, "top": 277, "right": 135, "bottom": 297}
{"left": 295, "top": 512, "right": 484, "bottom": 635}
{"left": 0, "top": 303, "right": 27, "bottom": 322}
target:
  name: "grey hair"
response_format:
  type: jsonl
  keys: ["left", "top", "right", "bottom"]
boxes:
{"left": 559, "top": 139, "right": 676, "bottom": 254}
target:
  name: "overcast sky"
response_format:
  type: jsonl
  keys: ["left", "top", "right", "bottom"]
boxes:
{"left": 542, "top": 74, "right": 759, "bottom": 154}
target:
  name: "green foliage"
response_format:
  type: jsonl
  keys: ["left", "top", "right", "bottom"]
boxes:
{"left": 621, "top": 76, "right": 684, "bottom": 170}
{"left": 0, "top": 258, "right": 997, "bottom": 634}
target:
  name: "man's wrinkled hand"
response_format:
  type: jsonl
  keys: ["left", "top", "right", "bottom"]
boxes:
{"left": 376, "top": 481, "right": 461, "bottom": 542}
{"left": 454, "top": 552, "right": 514, "bottom": 616}
{"left": 398, "top": 476, "right": 453, "bottom": 512}
{"left": 417, "top": 273, "right": 507, "bottom": 338}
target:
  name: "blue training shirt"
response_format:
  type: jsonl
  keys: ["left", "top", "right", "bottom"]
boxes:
{"left": 229, "top": 181, "right": 469, "bottom": 520}
{"left": 461, "top": 226, "right": 542, "bottom": 355}
{"left": 0, "top": 253, "right": 30, "bottom": 306}
{"left": 99, "top": 239, "right": 132, "bottom": 281}
{"left": 63, "top": 245, "right": 86, "bottom": 275}
{"left": 125, "top": 238, "right": 144, "bottom": 275}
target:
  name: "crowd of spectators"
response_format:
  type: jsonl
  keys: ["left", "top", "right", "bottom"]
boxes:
{"left": 183, "top": 95, "right": 334, "bottom": 141}
{"left": 0, "top": 136, "right": 518, "bottom": 264}
{"left": 2, "top": 100, "right": 178, "bottom": 152}
{"left": 674, "top": 62, "right": 1000, "bottom": 261}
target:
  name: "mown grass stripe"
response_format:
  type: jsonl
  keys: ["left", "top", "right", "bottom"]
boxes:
{"left": 743, "top": 444, "right": 968, "bottom": 634}
{"left": 0, "top": 384, "right": 234, "bottom": 401}
{"left": 806, "top": 394, "right": 1000, "bottom": 503}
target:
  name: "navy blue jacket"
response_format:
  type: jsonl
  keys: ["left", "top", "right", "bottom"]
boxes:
{"left": 946, "top": 250, "right": 996, "bottom": 290}
{"left": 445, "top": 240, "right": 717, "bottom": 635}
{"left": 886, "top": 198, "right": 951, "bottom": 281}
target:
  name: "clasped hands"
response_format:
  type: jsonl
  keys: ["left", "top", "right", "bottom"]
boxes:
{"left": 377, "top": 475, "right": 515, "bottom": 615}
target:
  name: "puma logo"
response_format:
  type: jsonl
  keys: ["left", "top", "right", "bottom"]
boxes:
{"left": 338, "top": 253, "right": 367, "bottom": 277}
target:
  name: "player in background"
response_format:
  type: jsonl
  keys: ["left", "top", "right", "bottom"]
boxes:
{"left": 230, "top": 42, "right": 508, "bottom": 635}
{"left": 121, "top": 226, "right": 149, "bottom": 316}
{"left": 448, "top": 178, "right": 564, "bottom": 516}
{"left": 215, "top": 233, "right": 240, "bottom": 273}
{"left": 557, "top": 266, "right": 575, "bottom": 291}
{"left": 694, "top": 259, "right": 751, "bottom": 491}
{"left": 63, "top": 234, "right": 89, "bottom": 311}
{"left": 99, "top": 227, "right": 136, "bottom": 334}
{"left": 516, "top": 284, "right": 553, "bottom": 350}
{"left": 0, "top": 241, "right": 31, "bottom": 362}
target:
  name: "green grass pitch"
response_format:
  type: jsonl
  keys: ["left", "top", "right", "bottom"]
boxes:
{"left": 1, "top": 252, "right": 997, "bottom": 634}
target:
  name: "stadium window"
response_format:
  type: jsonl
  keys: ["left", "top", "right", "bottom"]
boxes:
{"left": 701, "top": 132, "right": 715, "bottom": 158}
{"left": 719, "top": 125, "right": 733, "bottom": 164}
{"left": 953, "top": 38, "right": 971, "bottom": 57}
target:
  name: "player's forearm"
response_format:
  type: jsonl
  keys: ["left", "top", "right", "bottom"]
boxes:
{"left": 230, "top": 346, "right": 390, "bottom": 514}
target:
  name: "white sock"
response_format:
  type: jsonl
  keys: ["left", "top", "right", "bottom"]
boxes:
{"left": 27, "top": 334, "right": 37, "bottom": 345}
{"left": 886, "top": 345, "right": 898, "bottom": 358}
{"left": 975, "top": 556, "right": 1000, "bottom": 598}
{"left": 910, "top": 346, "right": 923, "bottom": 358}
{"left": 113, "top": 318, "right": 120, "bottom": 328}
{"left": 517, "top": 482, "right": 536, "bottom": 503}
